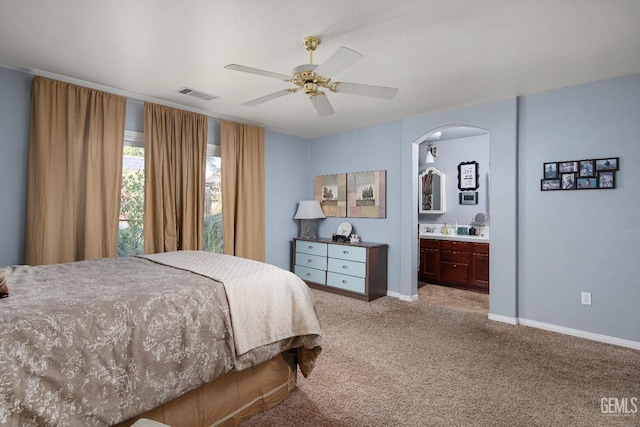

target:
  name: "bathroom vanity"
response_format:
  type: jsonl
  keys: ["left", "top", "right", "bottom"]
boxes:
{"left": 419, "top": 234, "right": 489, "bottom": 293}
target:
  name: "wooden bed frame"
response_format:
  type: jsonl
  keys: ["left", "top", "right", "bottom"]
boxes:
{"left": 116, "top": 352, "right": 296, "bottom": 427}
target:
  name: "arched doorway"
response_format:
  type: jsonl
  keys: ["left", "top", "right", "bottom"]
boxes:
{"left": 413, "top": 125, "right": 490, "bottom": 307}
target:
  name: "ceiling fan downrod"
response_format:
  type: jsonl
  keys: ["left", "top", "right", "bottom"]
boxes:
{"left": 302, "top": 36, "right": 320, "bottom": 64}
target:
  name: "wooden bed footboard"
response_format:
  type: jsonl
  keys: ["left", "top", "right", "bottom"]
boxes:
{"left": 116, "top": 351, "right": 296, "bottom": 427}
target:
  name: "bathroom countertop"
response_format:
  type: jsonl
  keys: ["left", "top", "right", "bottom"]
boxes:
{"left": 419, "top": 233, "right": 490, "bottom": 243}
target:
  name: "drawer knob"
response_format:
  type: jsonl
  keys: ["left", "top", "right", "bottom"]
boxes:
{"left": 307, "top": 259, "right": 313, "bottom": 263}
{"left": 342, "top": 280, "right": 348, "bottom": 284}
{"left": 306, "top": 272, "right": 311, "bottom": 276}
{"left": 342, "top": 265, "right": 349, "bottom": 269}
{"left": 308, "top": 246, "right": 313, "bottom": 249}
{"left": 343, "top": 250, "right": 349, "bottom": 254}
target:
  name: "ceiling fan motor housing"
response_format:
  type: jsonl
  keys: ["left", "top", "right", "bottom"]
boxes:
{"left": 291, "top": 64, "right": 335, "bottom": 95}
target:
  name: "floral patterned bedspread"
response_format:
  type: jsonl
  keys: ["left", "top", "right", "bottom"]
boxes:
{"left": 0, "top": 255, "right": 322, "bottom": 426}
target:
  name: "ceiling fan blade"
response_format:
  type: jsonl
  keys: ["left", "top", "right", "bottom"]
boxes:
{"left": 225, "top": 64, "right": 291, "bottom": 81}
{"left": 242, "top": 89, "right": 295, "bottom": 107}
{"left": 334, "top": 82, "right": 398, "bottom": 100}
{"left": 314, "top": 46, "right": 363, "bottom": 78}
{"left": 310, "top": 93, "right": 335, "bottom": 117}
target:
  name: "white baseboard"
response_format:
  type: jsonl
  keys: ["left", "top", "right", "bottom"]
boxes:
{"left": 389, "top": 291, "right": 418, "bottom": 302}
{"left": 487, "top": 313, "right": 519, "bottom": 325}
{"left": 518, "top": 318, "right": 640, "bottom": 351}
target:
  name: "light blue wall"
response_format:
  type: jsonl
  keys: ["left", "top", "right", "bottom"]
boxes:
{"left": 518, "top": 74, "right": 640, "bottom": 341}
{"left": 264, "top": 130, "right": 309, "bottom": 269}
{"left": 0, "top": 67, "right": 31, "bottom": 266}
{"left": 309, "top": 121, "right": 403, "bottom": 294}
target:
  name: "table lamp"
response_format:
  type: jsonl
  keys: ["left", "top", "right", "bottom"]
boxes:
{"left": 294, "top": 200, "right": 326, "bottom": 239}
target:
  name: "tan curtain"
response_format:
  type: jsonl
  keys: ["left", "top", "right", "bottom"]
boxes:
{"left": 220, "top": 119, "right": 265, "bottom": 261}
{"left": 25, "top": 77, "right": 127, "bottom": 265}
{"left": 143, "top": 103, "right": 207, "bottom": 254}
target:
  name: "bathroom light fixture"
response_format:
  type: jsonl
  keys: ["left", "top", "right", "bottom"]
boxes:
{"left": 425, "top": 142, "right": 437, "bottom": 164}
{"left": 294, "top": 200, "right": 326, "bottom": 239}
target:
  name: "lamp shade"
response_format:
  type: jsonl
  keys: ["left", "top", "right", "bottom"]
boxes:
{"left": 294, "top": 200, "right": 326, "bottom": 219}
{"left": 425, "top": 150, "right": 435, "bottom": 164}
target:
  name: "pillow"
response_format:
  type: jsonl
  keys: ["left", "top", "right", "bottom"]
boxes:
{"left": 0, "top": 269, "right": 8, "bottom": 298}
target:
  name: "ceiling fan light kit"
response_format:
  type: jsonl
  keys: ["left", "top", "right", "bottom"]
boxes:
{"left": 224, "top": 36, "right": 398, "bottom": 117}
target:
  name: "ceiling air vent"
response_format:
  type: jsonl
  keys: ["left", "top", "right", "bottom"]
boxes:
{"left": 177, "top": 87, "right": 219, "bottom": 101}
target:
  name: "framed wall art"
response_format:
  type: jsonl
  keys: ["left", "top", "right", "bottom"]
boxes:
{"left": 347, "top": 170, "right": 386, "bottom": 218}
{"left": 598, "top": 171, "right": 615, "bottom": 188}
{"left": 315, "top": 173, "right": 347, "bottom": 217}
{"left": 544, "top": 162, "right": 558, "bottom": 179}
{"left": 595, "top": 157, "right": 619, "bottom": 171}
{"left": 579, "top": 160, "right": 594, "bottom": 177}
{"left": 457, "top": 161, "right": 479, "bottom": 191}
{"left": 558, "top": 161, "right": 578, "bottom": 173}
{"left": 577, "top": 177, "right": 597, "bottom": 189}
{"left": 561, "top": 173, "right": 576, "bottom": 190}
{"left": 541, "top": 157, "right": 619, "bottom": 191}
{"left": 541, "top": 179, "right": 561, "bottom": 191}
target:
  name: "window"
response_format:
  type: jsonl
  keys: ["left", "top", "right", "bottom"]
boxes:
{"left": 118, "top": 131, "right": 145, "bottom": 256}
{"left": 117, "top": 131, "right": 223, "bottom": 256}
{"left": 204, "top": 144, "right": 223, "bottom": 253}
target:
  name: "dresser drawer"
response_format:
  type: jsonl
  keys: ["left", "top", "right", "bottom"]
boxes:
{"left": 327, "top": 272, "right": 365, "bottom": 294}
{"left": 295, "top": 265, "right": 326, "bottom": 285}
{"left": 327, "top": 257, "right": 366, "bottom": 278}
{"left": 296, "top": 241, "right": 327, "bottom": 257}
{"left": 295, "top": 253, "right": 327, "bottom": 270}
{"left": 328, "top": 244, "right": 367, "bottom": 262}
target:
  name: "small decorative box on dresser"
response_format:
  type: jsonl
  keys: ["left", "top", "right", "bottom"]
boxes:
{"left": 292, "top": 238, "right": 388, "bottom": 301}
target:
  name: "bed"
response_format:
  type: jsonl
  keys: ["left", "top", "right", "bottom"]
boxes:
{"left": 0, "top": 251, "right": 323, "bottom": 426}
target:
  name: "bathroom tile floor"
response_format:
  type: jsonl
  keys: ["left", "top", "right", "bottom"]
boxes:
{"left": 418, "top": 282, "right": 489, "bottom": 314}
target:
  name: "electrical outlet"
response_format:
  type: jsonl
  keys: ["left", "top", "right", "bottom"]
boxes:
{"left": 581, "top": 292, "right": 592, "bottom": 306}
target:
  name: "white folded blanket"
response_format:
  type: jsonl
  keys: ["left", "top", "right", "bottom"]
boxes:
{"left": 141, "top": 251, "right": 322, "bottom": 355}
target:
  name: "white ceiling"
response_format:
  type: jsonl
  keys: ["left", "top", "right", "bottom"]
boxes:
{"left": 1, "top": 1, "right": 640, "bottom": 139}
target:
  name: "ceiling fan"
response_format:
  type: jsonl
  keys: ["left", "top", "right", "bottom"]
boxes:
{"left": 224, "top": 36, "right": 398, "bottom": 117}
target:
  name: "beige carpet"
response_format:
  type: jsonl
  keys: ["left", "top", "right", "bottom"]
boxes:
{"left": 241, "top": 286, "right": 640, "bottom": 427}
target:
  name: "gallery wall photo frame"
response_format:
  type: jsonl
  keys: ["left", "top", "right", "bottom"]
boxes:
{"left": 558, "top": 161, "right": 578, "bottom": 173}
{"left": 314, "top": 173, "right": 347, "bottom": 217}
{"left": 541, "top": 178, "right": 561, "bottom": 191}
{"left": 543, "top": 162, "right": 558, "bottom": 179}
{"left": 541, "top": 157, "right": 619, "bottom": 191}
{"left": 595, "top": 157, "right": 619, "bottom": 171}
{"left": 561, "top": 173, "right": 576, "bottom": 190}
{"left": 598, "top": 171, "right": 615, "bottom": 188}
{"left": 347, "top": 170, "right": 386, "bottom": 218}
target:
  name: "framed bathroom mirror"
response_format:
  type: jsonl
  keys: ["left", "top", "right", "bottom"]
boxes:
{"left": 419, "top": 167, "right": 446, "bottom": 214}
